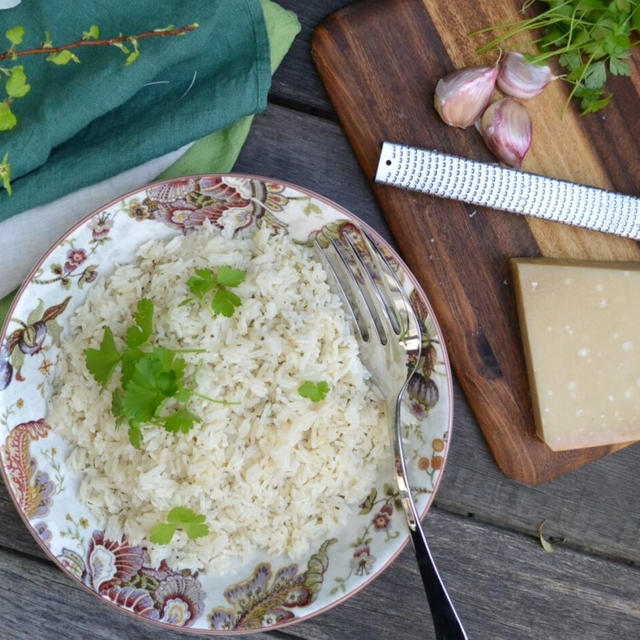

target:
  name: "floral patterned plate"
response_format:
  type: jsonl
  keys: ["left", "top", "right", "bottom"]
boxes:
{"left": 0, "top": 175, "right": 453, "bottom": 633}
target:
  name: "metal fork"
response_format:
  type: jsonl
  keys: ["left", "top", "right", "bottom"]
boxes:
{"left": 314, "top": 226, "right": 467, "bottom": 640}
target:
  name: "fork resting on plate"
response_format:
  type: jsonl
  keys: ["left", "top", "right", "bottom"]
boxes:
{"left": 315, "top": 226, "right": 467, "bottom": 640}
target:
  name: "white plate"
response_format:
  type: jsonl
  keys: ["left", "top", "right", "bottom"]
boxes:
{"left": 0, "top": 174, "right": 453, "bottom": 633}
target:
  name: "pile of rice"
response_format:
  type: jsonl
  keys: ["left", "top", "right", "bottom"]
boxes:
{"left": 48, "top": 223, "right": 388, "bottom": 572}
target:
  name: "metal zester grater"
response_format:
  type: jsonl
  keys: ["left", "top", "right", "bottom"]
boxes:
{"left": 375, "top": 142, "right": 640, "bottom": 241}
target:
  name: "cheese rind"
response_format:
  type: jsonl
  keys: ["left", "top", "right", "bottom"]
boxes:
{"left": 512, "top": 258, "right": 640, "bottom": 451}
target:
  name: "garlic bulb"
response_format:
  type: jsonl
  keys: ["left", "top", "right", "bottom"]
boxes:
{"left": 434, "top": 65, "right": 498, "bottom": 128}
{"left": 497, "top": 52, "right": 556, "bottom": 100}
{"left": 477, "top": 98, "right": 532, "bottom": 168}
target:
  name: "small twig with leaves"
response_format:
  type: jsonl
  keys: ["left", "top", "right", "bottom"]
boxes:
{"left": 0, "top": 22, "right": 199, "bottom": 194}
{"left": 0, "top": 23, "right": 198, "bottom": 62}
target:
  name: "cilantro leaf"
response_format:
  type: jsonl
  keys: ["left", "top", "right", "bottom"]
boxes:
{"left": 298, "top": 380, "right": 329, "bottom": 403}
{"left": 131, "top": 350, "right": 179, "bottom": 397}
{"left": 216, "top": 265, "right": 246, "bottom": 288}
{"left": 583, "top": 60, "right": 607, "bottom": 89}
{"left": 122, "top": 379, "right": 164, "bottom": 421}
{"left": 473, "top": 0, "right": 639, "bottom": 114}
{"left": 91, "top": 297, "right": 231, "bottom": 448}
{"left": 149, "top": 522, "right": 177, "bottom": 544}
{"left": 161, "top": 408, "right": 201, "bottom": 434}
{"left": 212, "top": 288, "right": 241, "bottom": 317}
{"left": 187, "top": 268, "right": 217, "bottom": 300}
{"left": 125, "top": 298, "right": 153, "bottom": 347}
{"left": 112, "top": 388, "right": 124, "bottom": 422}
{"left": 120, "top": 346, "right": 144, "bottom": 387}
{"left": 85, "top": 327, "right": 121, "bottom": 386}
{"left": 167, "top": 506, "right": 203, "bottom": 524}
{"left": 151, "top": 507, "right": 209, "bottom": 544}
{"left": 609, "top": 56, "right": 630, "bottom": 76}
{"left": 128, "top": 422, "right": 143, "bottom": 449}
{"left": 183, "top": 521, "right": 209, "bottom": 539}
{"left": 185, "top": 266, "right": 246, "bottom": 317}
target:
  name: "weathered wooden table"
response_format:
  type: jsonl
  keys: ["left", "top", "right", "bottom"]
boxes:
{"left": 1, "top": 2, "right": 639, "bottom": 638}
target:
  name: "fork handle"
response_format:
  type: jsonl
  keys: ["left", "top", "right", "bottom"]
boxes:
{"left": 392, "top": 399, "right": 468, "bottom": 640}
{"left": 407, "top": 518, "right": 468, "bottom": 640}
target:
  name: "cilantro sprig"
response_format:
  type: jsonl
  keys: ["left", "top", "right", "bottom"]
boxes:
{"left": 85, "top": 298, "right": 234, "bottom": 448}
{"left": 183, "top": 266, "right": 246, "bottom": 317}
{"left": 149, "top": 506, "right": 209, "bottom": 544}
{"left": 297, "top": 380, "right": 329, "bottom": 403}
{"left": 473, "top": 0, "right": 640, "bottom": 114}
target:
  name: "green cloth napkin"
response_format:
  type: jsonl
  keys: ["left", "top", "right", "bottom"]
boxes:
{"left": 0, "top": 0, "right": 298, "bottom": 221}
{"left": 0, "top": 0, "right": 300, "bottom": 325}
{"left": 160, "top": 0, "right": 299, "bottom": 179}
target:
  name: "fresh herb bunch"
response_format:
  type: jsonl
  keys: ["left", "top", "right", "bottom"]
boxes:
{"left": 85, "top": 298, "right": 233, "bottom": 448}
{"left": 474, "top": 0, "right": 640, "bottom": 114}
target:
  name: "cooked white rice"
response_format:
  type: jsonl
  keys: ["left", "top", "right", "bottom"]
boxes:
{"left": 48, "top": 223, "right": 387, "bottom": 572}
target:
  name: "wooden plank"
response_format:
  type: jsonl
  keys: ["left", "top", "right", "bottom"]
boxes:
{"left": 311, "top": 0, "right": 640, "bottom": 484}
{"left": 2, "top": 508, "right": 639, "bottom": 639}
{"left": 270, "top": 0, "right": 350, "bottom": 115}
{"left": 437, "top": 386, "right": 640, "bottom": 565}
{"left": 1, "top": 104, "right": 639, "bottom": 565}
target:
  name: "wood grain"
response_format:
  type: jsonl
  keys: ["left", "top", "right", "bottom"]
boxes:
{"left": 3, "top": 508, "right": 639, "bottom": 640}
{"left": 2, "top": 103, "right": 638, "bottom": 567}
{"left": 311, "top": 0, "right": 640, "bottom": 484}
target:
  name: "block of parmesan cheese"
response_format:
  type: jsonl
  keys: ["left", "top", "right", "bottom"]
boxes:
{"left": 511, "top": 258, "right": 640, "bottom": 451}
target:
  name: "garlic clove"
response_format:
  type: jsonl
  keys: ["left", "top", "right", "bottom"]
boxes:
{"left": 497, "top": 52, "right": 556, "bottom": 100}
{"left": 477, "top": 97, "right": 532, "bottom": 168}
{"left": 434, "top": 65, "right": 498, "bottom": 129}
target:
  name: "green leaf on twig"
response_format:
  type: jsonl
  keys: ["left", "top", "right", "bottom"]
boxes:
{"left": 82, "top": 25, "right": 100, "bottom": 41}
{"left": 46, "top": 50, "right": 80, "bottom": 65}
{"left": 0, "top": 152, "right": 11, "bottom": 195}
{"left": 5, "top": 65, "right": 30, "bottom": 98}
{"left": 0, "top": 101, "right": 17, "bottom": 131}
{"left": 125, "top": 37, "right": 139, "bottom": 66}
{"left": 5, "top": 26, "right": 24, "bottom": 46}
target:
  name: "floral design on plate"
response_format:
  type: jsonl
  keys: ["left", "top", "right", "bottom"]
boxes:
{"left": 31, "top": 211, "right": 113, "bottom": 290}
{"left": 1, "top": 418, "right": 53, "bottom": 518}
{"left": 209, "top": 539, "right": 335, "bottom": 630}
{"left": 125, "top": 176, "right": 289, "bottom": 233}
{"left": 1, "top": 298, "right": 70, "bottom": 389}
{"left": 57, "top": 533, "right": 206, "bottom": 627}
{"left": 330, "top": 479, "right": 432, "bottom": 595}
{"left": 0, "top": 175, "right": 453, "bottom": 634}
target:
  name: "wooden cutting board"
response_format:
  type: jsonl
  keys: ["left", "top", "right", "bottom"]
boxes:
{"left": 311, "top": 0, "right": 640, "bottom": 484}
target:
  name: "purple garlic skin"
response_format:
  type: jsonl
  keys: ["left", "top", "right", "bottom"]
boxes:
{"left": 497, "top": 52, "right": 556, "bottom": 100}
{"left": 434, "top": 65, "right": 499, "bottom": 128}
{"left": 477, "top": 97, "right": 532, "bottom": 168}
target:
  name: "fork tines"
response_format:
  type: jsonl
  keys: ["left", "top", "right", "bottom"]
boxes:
{"left": 314, "top": 225, "right": 418, "bottom": 351}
